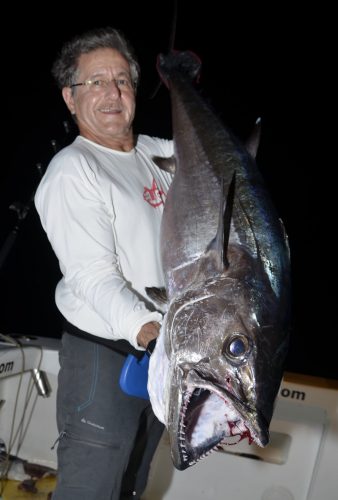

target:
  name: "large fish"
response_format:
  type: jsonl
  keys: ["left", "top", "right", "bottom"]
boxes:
{"left": 147, "top": 51, "right": 291, "bottom": 471}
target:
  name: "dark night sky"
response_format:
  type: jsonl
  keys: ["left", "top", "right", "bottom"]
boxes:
{"left": 1, "top": 3, "right": 335, "bottom": 378}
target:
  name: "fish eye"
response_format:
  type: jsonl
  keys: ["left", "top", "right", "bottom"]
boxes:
{"left": 223, "top": 334, "right": 250, "bottom": 361}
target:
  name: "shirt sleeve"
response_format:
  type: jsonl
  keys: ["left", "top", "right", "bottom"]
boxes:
{"left": 34, "top": 153, "right": 162, "bottom": 349}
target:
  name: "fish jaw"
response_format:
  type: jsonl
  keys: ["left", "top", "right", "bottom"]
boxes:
{"left": 167, "top": 365, "right": 269, "bottom": 470}
{"left": 162, "top": 276, "right": 287, "bottom": 470}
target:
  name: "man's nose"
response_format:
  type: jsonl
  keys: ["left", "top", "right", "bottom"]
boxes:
{"left": 105, "top": 79, "right": 120, "bottom": 95}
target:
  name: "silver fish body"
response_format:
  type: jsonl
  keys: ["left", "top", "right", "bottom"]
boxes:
{"left": 149, "top": 51, "right": 291, "bottom": 470}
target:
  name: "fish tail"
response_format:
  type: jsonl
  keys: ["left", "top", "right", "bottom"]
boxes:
{"left": 157, "top": 51, "right": 202, "bottom": 87}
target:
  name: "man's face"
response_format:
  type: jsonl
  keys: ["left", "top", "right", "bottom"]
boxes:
{"left": 62, "top": 47, "right": 136, "bottom": 147}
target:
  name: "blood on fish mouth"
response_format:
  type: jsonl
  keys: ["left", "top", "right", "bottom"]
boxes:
{"left": 178, "top": 388, "right": 254, "bottom": 465}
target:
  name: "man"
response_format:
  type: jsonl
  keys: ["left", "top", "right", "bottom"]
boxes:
{"left": 35, "top": 26, "right": 173, "bottom": 500}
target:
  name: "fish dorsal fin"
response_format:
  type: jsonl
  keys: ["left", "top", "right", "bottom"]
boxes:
{"left": 205, "top": 171, "right": 236, "bottom": 271}
{"left": 222, "top": 172, "right": 236, "bottom": 267}
{"left": 152, "top": 155, "right": 176, "bottom": 174}
{"left": 245, "top": 117, "right": 261, "bottom": 159}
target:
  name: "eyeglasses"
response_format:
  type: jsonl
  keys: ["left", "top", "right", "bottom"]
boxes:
{"left": 70, "top": 78, "right": 135, "bottom": 91}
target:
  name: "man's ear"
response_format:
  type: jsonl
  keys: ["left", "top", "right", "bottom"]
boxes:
{"left": 62, "top": 87, "right": 76, "bottom": 115}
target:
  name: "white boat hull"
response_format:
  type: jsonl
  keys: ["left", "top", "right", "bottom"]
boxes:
{"left": 0, "top": 335, "right": 60, "bottom": 469}
{"left": 1, "top": 336, "right": 338, "bottom": 499}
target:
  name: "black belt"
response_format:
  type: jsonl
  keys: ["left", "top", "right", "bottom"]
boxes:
{"left": 63, "top": 319, "right": 143, "bottom": 360}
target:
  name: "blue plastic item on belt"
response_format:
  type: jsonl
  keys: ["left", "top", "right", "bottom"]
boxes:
{"left": 119, "top": 353, "right": 150, "bottom": 400}
{"left": 119, "top": 340, "right": 156, "bottom": 400}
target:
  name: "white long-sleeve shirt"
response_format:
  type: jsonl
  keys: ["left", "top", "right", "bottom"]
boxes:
{"left": 35, "top": 134, "right": 173, "bottom": 350}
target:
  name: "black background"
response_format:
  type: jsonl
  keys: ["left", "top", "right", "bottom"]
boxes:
{"left": 1, "top": 3, "right": 335, "bottom": 378}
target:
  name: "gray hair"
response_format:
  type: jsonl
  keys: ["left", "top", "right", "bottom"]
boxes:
{"left": 51, "top": 26, "right": 140, "bottom": 90}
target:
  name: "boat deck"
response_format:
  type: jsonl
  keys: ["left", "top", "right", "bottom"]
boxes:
{"left": 1, "top": 476, "right": 56, "bottom": 499}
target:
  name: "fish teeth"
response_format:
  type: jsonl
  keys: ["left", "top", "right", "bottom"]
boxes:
{"left": 179, "top": 392, "right": 193, "bottom": 461}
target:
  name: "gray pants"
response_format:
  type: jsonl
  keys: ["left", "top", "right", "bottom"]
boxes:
{"left": 52, "top": 332, "right": 164, "bottom": 500}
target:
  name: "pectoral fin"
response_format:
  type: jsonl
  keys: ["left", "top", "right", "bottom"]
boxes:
{"left": 146, "top": 286, "right": 168, "bottom": 307}
{"left": 152, "top": 155, "right": 176, "bottom": 174}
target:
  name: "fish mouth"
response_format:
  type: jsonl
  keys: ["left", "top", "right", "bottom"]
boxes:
{"left": 170, "top": 371, "right": 269, "bottom": 470}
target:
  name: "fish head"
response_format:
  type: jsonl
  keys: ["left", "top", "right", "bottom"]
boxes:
{"left": 163, "top": 274, "right": 289, "bottom": 470}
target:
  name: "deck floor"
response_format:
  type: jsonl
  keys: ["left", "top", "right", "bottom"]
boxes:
{"left": 1, "top": 476, "right": 56, "bottom": 499}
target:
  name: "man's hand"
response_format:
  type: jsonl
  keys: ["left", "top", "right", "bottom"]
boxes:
{"left": 137, "top": 321, "right": 161, "bottom": 349}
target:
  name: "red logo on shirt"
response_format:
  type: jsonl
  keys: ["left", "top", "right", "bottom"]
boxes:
{"left": 143, "top": 179, "right": 166, "bottom": 207}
